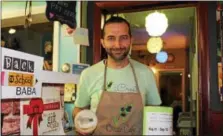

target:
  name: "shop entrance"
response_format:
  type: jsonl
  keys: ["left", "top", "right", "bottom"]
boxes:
{"left": 89, "top": 1, "right": 211, "bottom": 135}
{"left": 99, "top": 5, "right": 197, "bottom": 136}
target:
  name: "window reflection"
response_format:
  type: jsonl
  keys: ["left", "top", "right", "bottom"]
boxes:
{"left": 43, "top": 41, "right": 53, "bottom": 71}
{"left": 1, "top": 22, "right": 54, "bottom": 71}
{"left": 217, "top": 3, "right": 223, "bottom": 102}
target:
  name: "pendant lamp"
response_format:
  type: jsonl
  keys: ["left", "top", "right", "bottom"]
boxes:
{"left": 147, "top": 37, "right": 163, "bottom": 54}
{"left": 145, "top": 11, "right": 168, "bottom": 37}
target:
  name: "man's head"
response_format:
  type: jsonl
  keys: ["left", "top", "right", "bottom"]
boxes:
{"left": 44, "top": 41, "right": 52, "bottom": 53}
{"left": 101, "top": 16, "right": 132, "bottom": 62}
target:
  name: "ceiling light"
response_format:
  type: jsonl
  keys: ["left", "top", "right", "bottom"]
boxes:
{"left": 156, "top": 51, "right": 168, "bottom": 63}
{"left": 9, "top": 28, "right": 16, "bottom": 34}
{"left": 145, "top": 11, "right": 168, "bottom": 36}
{"left": 188, "top": 74, "right": 191, "bottom": 78}
{"left": 147, "top": 37, "right": 163, "bottom": 53}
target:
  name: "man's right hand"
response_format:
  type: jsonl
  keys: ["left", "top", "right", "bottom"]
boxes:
{"left": 73, "top": 106, "right": 91, "bottom": 135}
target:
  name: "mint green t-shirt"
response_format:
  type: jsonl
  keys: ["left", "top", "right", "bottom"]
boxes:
{"left": 75, "top": 59, "right": 161, "bottom": 113}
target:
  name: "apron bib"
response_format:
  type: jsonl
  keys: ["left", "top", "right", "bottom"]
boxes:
{"left": 93, "top": 60, "right": 144, "bottom": 135}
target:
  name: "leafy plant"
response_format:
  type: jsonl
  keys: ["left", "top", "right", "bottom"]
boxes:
{"left": 112, "top": 104, "right": 133, "bottom": 127}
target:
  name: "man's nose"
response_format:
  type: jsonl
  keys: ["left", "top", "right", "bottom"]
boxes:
{"left": 114, "top": 39, "right": 121, "bottom": 48}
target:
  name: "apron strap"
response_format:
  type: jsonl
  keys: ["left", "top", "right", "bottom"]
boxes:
{"left": 103, "top": 59, "right": 107, "bottom": 91}
{"left": 129, "top": 60, "right": 140, "bottom": 92}
{"left": 103, "top": 59, "right": 140, "bottom": 92}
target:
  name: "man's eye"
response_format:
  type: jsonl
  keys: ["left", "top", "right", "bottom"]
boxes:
{"left": 108, "top": 37, "right": 115, "bottom": 41}
{"left": 120, "top": 36, "right": 128, "bottom": 40}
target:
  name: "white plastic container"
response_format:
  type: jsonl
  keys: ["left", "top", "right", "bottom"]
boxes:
{"left": 75, "top": 110, "right": 98, "bottom": 134}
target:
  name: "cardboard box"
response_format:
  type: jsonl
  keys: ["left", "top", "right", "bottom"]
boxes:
{"left": 143, "top": 106, "right": 173, "bottom": 135}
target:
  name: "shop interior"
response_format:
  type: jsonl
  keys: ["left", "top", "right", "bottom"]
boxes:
{"left": 1, "top": 1, "right": 222, "bottom": 136}
{"left": 1, "top": 23, "right": 53, "bottom": 56}
{"left": 1, "top": 3, "right": 198, "bottom": 135}
{"left": 102, "top": 7, "right": 198, "bottom": 135}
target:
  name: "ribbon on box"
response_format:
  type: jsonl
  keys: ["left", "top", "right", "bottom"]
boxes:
{"left": 23, "top": 98, "right": 60, "bottom": 136}
{"left": 1, "top": 71, "right": 5, "bottom": 85}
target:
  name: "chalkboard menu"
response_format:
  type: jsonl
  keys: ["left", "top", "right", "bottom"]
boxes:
{"left": 45, "top": 1, "right": 77, "bottom": 29}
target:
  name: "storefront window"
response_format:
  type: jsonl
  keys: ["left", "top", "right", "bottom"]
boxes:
{"left": 217, "top": 3, "right": 223, "bottom": 102}
{"left": 1, "top": 1, "right": 54, "bottom": 71}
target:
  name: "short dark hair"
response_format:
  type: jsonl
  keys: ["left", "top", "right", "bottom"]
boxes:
{"left": 102, "top": 16, "right": 131, "bottom": 38}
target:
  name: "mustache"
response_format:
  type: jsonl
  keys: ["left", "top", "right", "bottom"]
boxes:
{"left": 109, "top": 48, "right": 126, "bottom": 51}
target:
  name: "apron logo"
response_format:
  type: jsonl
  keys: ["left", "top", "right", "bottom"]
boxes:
{"left": 106, "top": 81, "right": 113, "bottom": 90}
{"left": 112, "top": 104, "right": 133, "bottom": 127}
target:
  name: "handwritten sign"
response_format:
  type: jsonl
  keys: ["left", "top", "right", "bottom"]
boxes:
{"left": 4, "top": 56, "right": 35, "bottom": 73}
{"left": 45, "top": 1, "right": 77, "bottom": 29}
{"left": 143, "top": 106, "right": 173, "bottom": 135}
{"left": 73, "top": 28, "right": 89, "bottom": 46}
{"left": 1, "top": 48, "right": 43, "bottom": 99}
{"left": 8, "top": 72, "right": 34, "bottom": 87}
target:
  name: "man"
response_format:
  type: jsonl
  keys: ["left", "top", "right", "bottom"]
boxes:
{"left": 73, "top": 16, "right": 161, "bottom": 135}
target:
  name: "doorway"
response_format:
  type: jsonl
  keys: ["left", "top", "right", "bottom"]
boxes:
{"left": 90, "top": 1, "right": 210, "bottom": 135}
{"left": 158, "top": 71, "right": 184, "bottom": 108}
{"left": 158, "top": 70, "right": 185, "bottom": 135}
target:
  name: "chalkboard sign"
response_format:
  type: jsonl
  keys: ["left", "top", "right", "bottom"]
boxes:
{"left": 45, "top": 1, "right": 77, "bottom": 29}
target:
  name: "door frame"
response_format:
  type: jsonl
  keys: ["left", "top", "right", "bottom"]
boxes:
{"left": 91, "top": 1, "right": 210, "bottom": 135}
{"left": 156, "top": 68, "right": 186, "bottom": 111}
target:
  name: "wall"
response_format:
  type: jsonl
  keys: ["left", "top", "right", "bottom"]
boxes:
{"left": 2, "top": 1, "right": 46, "bottom": 19}
{"left": 191, "top": 9, "right": 199, "bottom": 134}
{"left": 208, "top": 3, "right": 223, "bottom": 111}
{"left": 57, "top": 2, "right": 81, "bottom": 128}
{"left": 208, "top": 2, "right": 223, "bottom": 136}
{"left": 58, "top": 2, "right": 81, "bottom": 72}
{"left": 80, "top": 1, "right": 88, "bottom": 63}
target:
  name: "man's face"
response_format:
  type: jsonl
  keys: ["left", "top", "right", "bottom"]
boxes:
{"left": 101, "top": 22, "right": 132, "bottom": 62}
{"left": 45, "top": 44, "right": 52, "bottom": 53}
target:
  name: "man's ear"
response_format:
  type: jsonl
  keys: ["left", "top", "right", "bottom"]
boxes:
{"left": 101, "top": 38, "right": 105, "bottom": 48}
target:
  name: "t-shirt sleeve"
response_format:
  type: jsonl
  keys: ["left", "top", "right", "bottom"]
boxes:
{"left": 74, "top": 70, "right": 91, "bottom": 108}
{"left": 146, "top": 68, "right": 162, "bottom": 106}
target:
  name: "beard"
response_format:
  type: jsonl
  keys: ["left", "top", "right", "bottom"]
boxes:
{"left": 105, "top": 46, "right": 130, "bottom": 61}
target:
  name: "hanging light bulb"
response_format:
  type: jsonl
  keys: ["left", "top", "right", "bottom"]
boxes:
{"left": 145, "top": 11, "right": 168, "bottom": 36}
{"left": 147, "top": 37, "right": 163, "bottom": 53}
{"left": 156, "top": 51, "right": 168, "bottom": 63}
{"left": 8, "top": 28, "right": 16, "bottom": 34}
